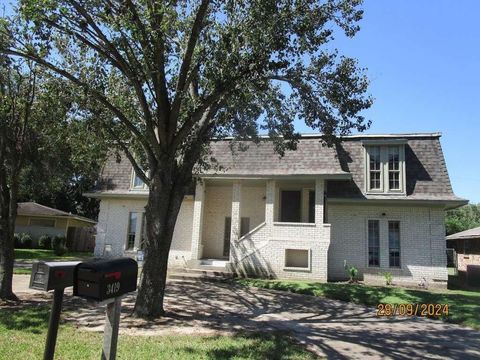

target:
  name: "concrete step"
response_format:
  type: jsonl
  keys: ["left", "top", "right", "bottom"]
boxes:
{"left": 168, "top": 267, "right": 235, "bottom": 281}
{"left": 185, "top": 265, "right": 231, "bottom": 272}
{"left": 199, "top": 259, "right": 229, "bottom": 267}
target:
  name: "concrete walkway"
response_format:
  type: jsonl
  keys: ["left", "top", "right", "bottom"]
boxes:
{"left": 12, "top": 275, "right": 480, "bottom": 359}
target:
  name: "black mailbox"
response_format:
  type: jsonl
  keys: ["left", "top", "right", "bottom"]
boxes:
{"left": 74, "top": 258, "right": 138, "bottom": 301}
{"left": 30, "top": 261, "right": 80, "bottom": 291}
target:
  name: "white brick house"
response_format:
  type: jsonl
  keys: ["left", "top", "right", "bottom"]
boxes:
{"left": 85, "top": 133, "right": 467, "bottom": 286}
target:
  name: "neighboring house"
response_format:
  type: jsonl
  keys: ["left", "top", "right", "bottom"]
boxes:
{"left": 16, "top": 202, "right": 97, "bottom": 249}
{"left": 446, "top": 227, "right": 480, "bottom": 272}
{"left": 85, "top": 133, "right": 467, "bottom": 286}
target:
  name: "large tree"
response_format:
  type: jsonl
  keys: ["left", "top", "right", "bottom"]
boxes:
{"left": 446, "top": 204, "right": 480, "bottom": 236}
{"left": 0, "top": 51, "right": 75, "bottom": 300}
{"left": 2, "top": 0, "right": 372, "bottom": 316}
{"left": 18, "top": 112, "right": 109, "bottom": 220}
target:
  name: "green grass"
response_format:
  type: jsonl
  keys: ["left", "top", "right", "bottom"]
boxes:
{"left": 448, "top": 267, "right": 457, "bottom": 276}
{"left": 14, "top": 249, "right": 93, "bottom": 274}
{"left": 15, "top": 249, "right": 92, "bottom": 261}
{"left": 237, "top": 278, "right": 480, "bottom": 329}
{"left": 13, "top": 268, "right": 32, "bottom": 275}
{"left": 0, "top": 305, "right": 315, "bottom": 360}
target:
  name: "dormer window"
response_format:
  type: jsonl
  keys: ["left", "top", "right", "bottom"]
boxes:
{"left": 365, "top": 143, "right": 405, "bottom": 194}
{"left": 131, "top": 169, "right": 148, "bottom": 190}
{"left": 368, "top": 146, "right": 382, "bottom": 190}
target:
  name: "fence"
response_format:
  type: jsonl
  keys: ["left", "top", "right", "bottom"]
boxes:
{"left": 67, "top": 226, "right": 96, "bottom": 252}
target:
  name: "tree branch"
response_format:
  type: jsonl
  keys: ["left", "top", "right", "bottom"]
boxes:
{"left": 169, "top": 0, "right": 210, "bottom": 141}
{"left": 104, "top": 126, "right": 150, "bottom": 185}
{"left": 2, "top": 49, "right": 153, "bottom": 156}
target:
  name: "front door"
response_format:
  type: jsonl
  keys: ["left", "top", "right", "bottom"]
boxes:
{"left": 223, "top": 217, "right": 231, "bottom": 257}
{"left": 280, "top": 190, "right": 301, "bottom": 222}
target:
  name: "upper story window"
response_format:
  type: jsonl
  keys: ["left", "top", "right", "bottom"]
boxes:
{"left": 365, "top": 144, "right": 405, "bottom": 194}
{"left": 131, "top": 169, "right": 148, "bottom": 190}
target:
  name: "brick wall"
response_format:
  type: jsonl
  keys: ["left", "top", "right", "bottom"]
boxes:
{"left": 229, "top": 179, "right": 330, "bottom": 281}
{"left": 94, "top": 189, "right": 448, "bottom": 286}
{"left": 94, "top": 197, "right": 194, "bottom": 267}
{"left": 328, "top": 203, "right": 448, "bottom": 286}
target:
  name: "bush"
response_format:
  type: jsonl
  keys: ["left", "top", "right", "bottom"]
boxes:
{"left": 14, "top": 233, "right": 22, "bottom": 248}
{"left": 52, "top": 235, "right": 68, "bottom": 256}
{"left": 38, "top": 235, "right": 52, "bottom": 250}
{"left": 65, "top": 236, "right": 73, "bottom": 251}
{"left": 345, "top": 265, "right": 358, "bottom": 283}
{"left": 382, "top": 272, "right": 393, "bottom": 286}
{"left": 19, "top": 233, "right": 33, "bottom": 249}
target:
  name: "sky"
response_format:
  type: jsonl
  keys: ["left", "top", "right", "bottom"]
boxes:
{"left": 295, "top": 1, "right": 480, "bottom": 203}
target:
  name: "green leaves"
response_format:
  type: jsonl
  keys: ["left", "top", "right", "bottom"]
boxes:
{"left": 3, "top": 0, "right": 373, "bottom": 180}
{"left": 446, "top": 204, "right": 480, "bottom": 235}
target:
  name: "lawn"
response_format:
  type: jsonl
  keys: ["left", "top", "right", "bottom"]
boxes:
{"left": 237, "top": 278, "right": 480, "bottom": 330}
{"left": 14, "top": 249, "right": 93, "bottom": 274}
{"left": 0, "top": 304, "right": 315, "bottom": 360}
{"left": 15, "top": 249, "right": 92, "bottom": 261}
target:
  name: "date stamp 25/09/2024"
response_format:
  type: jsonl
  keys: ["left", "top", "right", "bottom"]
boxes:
{"left": 377, "top": 303, "right": 449, "bottom": 317}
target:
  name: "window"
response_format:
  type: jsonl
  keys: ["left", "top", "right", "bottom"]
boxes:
{"left": 368, "top": 220, "right": 380, "bottom": 267}
{"left": 389, "top": 221, "right": 401, "bottom": 267}
{"left": 368, "top": 146, "right": 382, "bottom": 190}
{"left": 30, "top": 218, "right": 55, "bottom": 227}
{"left": 140, "top": 213, "right": 147, "bottom": 250}
{"left": 285, "top": 249, "right": 310, "bottom": 269}
{"left": 131, "top": 169, "right": 148, "bottom": 190}
{"left": 126, "top": 212, "right": 138, "bottom": 250}
{"left": 388, "top": 146, "right": 401, "bottom": 190}
{"left": 365, "top": 145, "right": 405, "bottom": 193}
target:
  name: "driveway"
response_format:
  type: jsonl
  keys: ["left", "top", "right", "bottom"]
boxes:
{"left": 12, "top": 275, "right": 480, "bottom": 359}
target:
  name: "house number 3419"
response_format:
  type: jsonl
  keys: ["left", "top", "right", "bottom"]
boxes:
{"left": 106, "top": 282, "right": 120, "bottom": 295}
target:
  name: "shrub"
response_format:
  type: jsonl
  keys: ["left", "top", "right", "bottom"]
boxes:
{"left": 14, "top": 233, "right": 22, "bottom": 248}
{"left": 19, "top": 233, "right": 33, "bottom": 249}
{"left": 65, "top": 236, "right": 73, "bottom": 251}
{"left": 38, "top": 235, "right": 52, "bottom": 250}
{"left": 52, "top": 235, "right": 68, "bottom": 256}
{"left": 382, "top": 272, "right": 393, "bottom": 286}
{"left": 346, "top": 265, "right": 358, "bottom": 283}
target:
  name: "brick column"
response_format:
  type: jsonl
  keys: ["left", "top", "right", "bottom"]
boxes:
{"left": 230, "top": 182, "right": 242, "bottom": 243}
{"left": 191, "top": 180, "right": 205, "bottom": 260}
{"left": 315, "top": 178, "right": 325, "bottom": 225}
{"left": 265, "top": 180, "right": 275, "bottom": 226}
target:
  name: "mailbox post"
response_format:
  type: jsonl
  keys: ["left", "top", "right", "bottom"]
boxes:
{"left": 73, "top": 258, "right": 138, "bottom": 360}
{"left": 30, "top": 261, "right": 80, "bottom": 360}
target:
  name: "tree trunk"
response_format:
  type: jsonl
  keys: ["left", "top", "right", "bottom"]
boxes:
{"left": 0, "top": 180, "right": 18, "bottom": 301}
{"left": 134, "top": 171, "right": 186, "bottom": 318}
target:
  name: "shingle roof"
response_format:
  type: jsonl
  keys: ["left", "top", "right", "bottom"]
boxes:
{"left": 204, "top": 138, "right": 347, "bottom": 176}
{"left": 91, "top": 133, "right": 466, "bottom": 204}
{"left": 94, "top": 153, "right": 133, "bottom": 192}
{"left": 17, "top": 202, "right": 96, "bottom": 223}
{"left": 326, "top": 135, "right": 463, "bottom": 202}
{"left": 446, "top": 226, "right": 480, "bottom": 240}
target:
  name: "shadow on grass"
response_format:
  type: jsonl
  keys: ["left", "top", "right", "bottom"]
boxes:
{"left": 238, "top": 279, "right": 480, "bottom": 329}
{"left": 0, "top": 301, "right": 50, "bottom": 334}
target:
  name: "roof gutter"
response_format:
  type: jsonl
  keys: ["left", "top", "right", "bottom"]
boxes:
{"left": 198, "top": 173, "right": 352, "bottom": 180}
{"left": 327, "top": 197, "right": 468, "bottom": 209}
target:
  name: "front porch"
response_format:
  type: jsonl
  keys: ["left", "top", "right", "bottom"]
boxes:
{"left": 187, "top": 177, "right": 331, "bottom": 280}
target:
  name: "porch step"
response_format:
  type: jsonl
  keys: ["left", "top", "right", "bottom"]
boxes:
{"left": 168, "top": 266, "right": 235, "bottom": 281}
{"left": 186, "top": 259, "right": 230, "bottom": 269}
